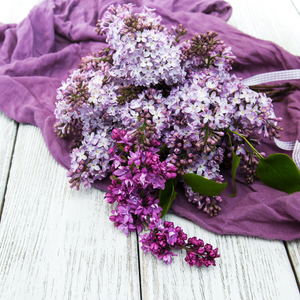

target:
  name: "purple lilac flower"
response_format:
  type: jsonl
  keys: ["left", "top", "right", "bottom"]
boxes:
{"left": 105, "top": 129, "right": 176, "bottom": 235}
{"left": 54, "top": 4, "right": 284, "bottom": 267}
{"left": 140, "top": 219, "right": 220, "bottom": 266}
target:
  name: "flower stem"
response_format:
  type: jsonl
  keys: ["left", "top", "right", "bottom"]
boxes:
{"left": 227, "top": 130, "right": 264, "bottom": 160}
{"left": 249, "top": 83, "right": 297, "bottom": 100}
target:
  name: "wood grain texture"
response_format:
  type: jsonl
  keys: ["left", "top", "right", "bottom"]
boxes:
{"left": 0, "top": 0, "right": 43, "bottom": 24}
{"left": 139, "top": 214, "right": 300, "bottom": 300}
{"left": 0, "top": 125, "right": 141, "bottom": 300}
{"left": 286, "top": 240, "right": 300, "bottom": 287}
{"left": 0, "top": 0, "right": 44, "bottom": 216}
{"left": 291, "top": 0, "right": 300, "bottom": 14}
{"left": 0, "top": 113, "right": 17, "bottom": 215}
{"left": 227, "top": 0, "right": 300, "bottom": 56}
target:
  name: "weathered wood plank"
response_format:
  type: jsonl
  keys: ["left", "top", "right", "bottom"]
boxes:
{"left": 0, "top": 0, "right": 43, "bottom": 24}
{"left": 286, "top": 240, "right": 300, "bottom": 287}
{"left": 0, "top": 124, "right": 141, "bottom": 300}
{"left": 139, "top": 214, "right": 300, "bottom": 300}
{"left": 0, "top": 113, "right": 17, "bottom": 216}
{"left": 291, "top": 0, "right": 300, "bottom": 14}
{"left": 227, "top": 0, "right": 300, "bottom": 56}
{"left": 0, "top": 0, "right": 43, "bottom": 220}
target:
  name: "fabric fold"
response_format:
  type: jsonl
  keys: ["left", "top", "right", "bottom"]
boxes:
{"left": 0, "top": 0, "right": 300, "bottom": 241}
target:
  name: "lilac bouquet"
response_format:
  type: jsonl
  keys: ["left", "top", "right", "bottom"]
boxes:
{"left": 54, "top": 4, "right": 300, "bottom": 267}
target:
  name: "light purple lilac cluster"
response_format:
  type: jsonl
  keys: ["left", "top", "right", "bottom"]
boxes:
{"left": 54, "top": 4, "right": 282, "bottom": 266}
{"left": 97, "top": 4, "right": 185, "bottom": 86}
{"left": 54, "top": 3, "right": 282, "bottom": 211}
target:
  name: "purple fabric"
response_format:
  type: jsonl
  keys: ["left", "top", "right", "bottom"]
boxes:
{"left": 1, "top": 0, "right": 300, "bottom": 240}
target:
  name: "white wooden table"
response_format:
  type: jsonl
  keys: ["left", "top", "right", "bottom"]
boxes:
{"left": 0, "top": 0, "right": 300, "bottom": 299}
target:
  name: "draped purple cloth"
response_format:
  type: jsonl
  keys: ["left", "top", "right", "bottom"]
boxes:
{"left": 1, "top": 0, "right": 300, "bottom": 240}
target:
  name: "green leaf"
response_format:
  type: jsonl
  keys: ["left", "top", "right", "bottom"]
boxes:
{"left": 228, "top": 151, "right": 240, "bottom": 197}
{"left": 256, "top": 153, "right": 300, "bottom": 194}
{"left": 159, "top": 178, "right": 178, "bottom": 218}
{"left": 182, "top": 173, "right": 227, "bottom": 196}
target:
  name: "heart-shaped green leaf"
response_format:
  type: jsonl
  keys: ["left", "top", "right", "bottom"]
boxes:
{"left": 159, "top": 178, "right": 178, "bottom": 218}
{"left": 256, "top": 153, "right": 300, "bottom": 194}
{"left": 228, "top": 151, "right": 240, "bottom": 197}
{"left": 182, "top": 173, "right": 227, "bottom": 196}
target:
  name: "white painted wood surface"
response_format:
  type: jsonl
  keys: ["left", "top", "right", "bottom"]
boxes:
{"left": 0, "top": 0, "right": 43, "bottom": 24}
{"left": 139, "top": 214, "right": 299, "bottom": 300}
{"left": 0, "top": 125, "right": 141, "bottom": 300}
{"left": 292, "top": 0, "right": 300, "bottom": 14}
{"left": 0, "top": 0, "right": 299, "bottom": 299}
{"left": 0, "top": 114, "right": 17, "bottom": 215}
{"left": 227, "top": 0, "right": 300, "bottom": 56}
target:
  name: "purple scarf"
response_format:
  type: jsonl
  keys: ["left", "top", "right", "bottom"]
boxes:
{"left": 1, "top": 0, "right": 300, "bottom": 240}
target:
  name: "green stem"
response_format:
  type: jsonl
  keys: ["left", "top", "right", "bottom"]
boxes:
{"left": 227, "top": 132, "right": 234, "bottom": 151}
{"left": 228, "top": 130, "right": 264, "bottom": 160}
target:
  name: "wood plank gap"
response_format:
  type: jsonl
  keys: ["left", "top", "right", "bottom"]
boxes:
{"left": 291, "top": 0, "right": 300, "bottom": 14}
{"left": 136, "top": 230, "right": 143, "bottom": 300}
{"left": 0, "top": 122, "right": 19, "bottom": 223}
{"left": 284, "top": 241, "right": 300, "bottom": 291}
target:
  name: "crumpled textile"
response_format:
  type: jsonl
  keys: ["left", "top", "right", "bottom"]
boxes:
{"left": 1, "top": 0, "right": 300, "bottom": 240}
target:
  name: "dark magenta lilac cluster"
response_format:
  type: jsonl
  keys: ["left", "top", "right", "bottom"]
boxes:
{"left": 106, "top": 128, "right": 219, "bottom": 266}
